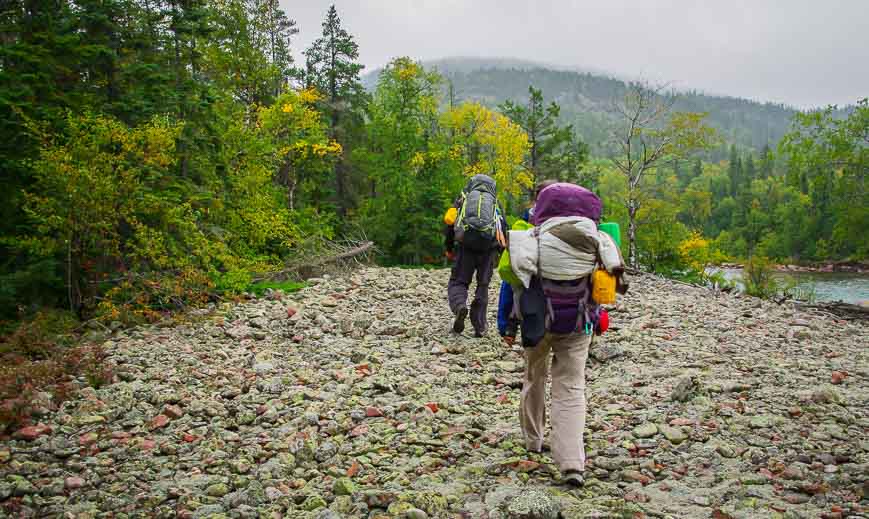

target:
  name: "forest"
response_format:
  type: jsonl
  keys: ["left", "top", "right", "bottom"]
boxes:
{"left": 1, "top": 0, "right": 867, "bottom": 332}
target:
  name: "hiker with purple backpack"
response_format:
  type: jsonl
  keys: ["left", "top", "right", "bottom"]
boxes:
{"left": 506, "top": 182, "right": 626, "bottom": 487}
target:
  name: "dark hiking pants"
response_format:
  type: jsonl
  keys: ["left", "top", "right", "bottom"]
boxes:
{"left": 447, "top": 247, "right": 496, "bottom": 333}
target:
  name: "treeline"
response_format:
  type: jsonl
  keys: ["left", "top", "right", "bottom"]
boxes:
{"left": 1, "top": 0, "right": 866, "bottom": 328}
{"left": 0, "top": 2, "right": 552, "bottom": 324}
{"left": 594, "top": 100, "right": 868, "bottom": 275}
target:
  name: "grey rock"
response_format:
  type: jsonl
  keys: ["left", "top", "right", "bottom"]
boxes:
{"left": 659, "top": 424, "right": 688, "bottom": 444}
{"left": 503, "top": 488, "right": 560, "bottom": 519}
{"left": 591, "top": 343, "right": 625, "bottom": 362}
{"left": 670, "top": 376, "right": 695, "bottom": 402}
{"left": 632, "top": 423, "right": 658, "bottom": 438}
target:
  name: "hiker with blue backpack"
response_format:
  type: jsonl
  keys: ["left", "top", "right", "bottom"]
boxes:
{"left": 505, "top": 182, "right": 626, "bottom": 487}
{"left": 497, "top": 179, "right": 557, "bottom": 344}
{"left": 443, "top": 174, "right": 507, "bottom": 337}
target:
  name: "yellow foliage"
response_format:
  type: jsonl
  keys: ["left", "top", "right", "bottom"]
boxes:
{"left": 298, "top": 87, "right": 323, "bottom": 104}
{"left": 409, "top": 151, "right": 426, "bottom": 170}
{"left": 442, "top": 102, "right": 532, "bottom": 197}
{"left": 678, "top": 231, "right": 716, "bottom": 274}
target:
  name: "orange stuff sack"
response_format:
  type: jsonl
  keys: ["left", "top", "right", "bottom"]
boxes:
{"left": 444, "top": 207, "right": 458, "bottom": 226}
{"left": 592, "top": 269, "right": 617, "bottom": 304}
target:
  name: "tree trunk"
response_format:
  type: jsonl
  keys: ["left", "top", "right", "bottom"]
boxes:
{"left": 628, "top": 199, "right": 638, "bottom": 268}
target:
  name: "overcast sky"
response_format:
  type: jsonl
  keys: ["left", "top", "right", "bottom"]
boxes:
{"left": 283, "top": 1, "right": 868, "bottom": 109}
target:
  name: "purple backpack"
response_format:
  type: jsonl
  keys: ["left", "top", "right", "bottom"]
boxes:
{"left": 531, "top": 183, "right": 602, "bottom": 225}
{"left": 520, "top": 183, "right": 602, "bottom": 345}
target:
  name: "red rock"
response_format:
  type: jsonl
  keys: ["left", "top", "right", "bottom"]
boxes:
{"left": 78, "top": 432, "right": 98, "bottom": 446}
{"left": 286, "top": 307, "right": 297, "bottom": 318}
{"left": 831, "top": 371, "right": 848, "bottom": 384}
{"left": 65, "top": 477, "right": 85, "bottom": 490}
{"left": 182, "top": 433, "right": 197, "bottom": 443}
{"left": 758, "top": 468, "right": 776, "bottom": 479}
{"left": 669, "top": 418, "right": 695, "bottom": 426}
{"left": 507, "top": 460, "right": 540, "bottom": 473}
{"left": 624, "top": 491, "right": 650, "bottom": 503}
{"left": 13, "top": 423, "right": 51, "bottom": 441}
{"left": 149, "top": 414, "right": 170, "bottom": 430}
{"left": 347, "top": 460, "right": 361, "bottom": 477}
{"left": 788, "top": 407, "right": 803, "bottom": 417}
{"left": 365, "top": 407, "right": 383, "bottom": 417}
{"left": 424, "top": 402, "right": 439, "bottom": 413}
{"left": 349, "top": 424, "right": 369, "bottom": 437}
{"left": 292, "top": 335, "right": 304, "bottom": 343}
{"left": 111, "top": 431, "right": 131, "bottom": 439}
{"left": 622, "top": 470, "right": 653, "bottom": 485}
{"left": 141, "top": 439, "right": 156, "bottom": 450}
{"left": 163, "top": 405, "right": 183, "bottom": 419}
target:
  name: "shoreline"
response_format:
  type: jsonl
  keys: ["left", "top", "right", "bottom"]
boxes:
{"left": 718, "top": 261, "right": 869, "bottom": 274}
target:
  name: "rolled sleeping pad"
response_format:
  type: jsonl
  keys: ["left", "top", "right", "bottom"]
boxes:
{"left": 598, "top": 222, "right": 622, "bottom": 249}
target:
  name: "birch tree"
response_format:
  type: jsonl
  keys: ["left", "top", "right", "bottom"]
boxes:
{"left": 609, "top": 82, "right": 716, "bottom": 267}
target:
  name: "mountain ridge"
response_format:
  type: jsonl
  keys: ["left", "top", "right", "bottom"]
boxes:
{"left": 363, "top": 56, "right": 855, "bottom": 153}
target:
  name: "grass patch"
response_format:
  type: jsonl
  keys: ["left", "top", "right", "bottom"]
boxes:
{"left": 247, "top": 280, "right": 307, "bottom": 296}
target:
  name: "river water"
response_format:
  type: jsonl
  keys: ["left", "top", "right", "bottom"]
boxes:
{"left": 711, "top": 268, "right": 869, "bottom": 306}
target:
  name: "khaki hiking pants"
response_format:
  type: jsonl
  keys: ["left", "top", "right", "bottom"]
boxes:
{"left": 520, "top": 332, "right": 592, "bottom": 473}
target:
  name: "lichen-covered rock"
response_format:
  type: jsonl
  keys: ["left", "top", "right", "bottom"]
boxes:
{"left": 0, "top": 268, "right": 866, "bottom": 518}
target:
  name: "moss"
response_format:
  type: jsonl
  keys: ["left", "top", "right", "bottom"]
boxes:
{"left": 246, "top": 280, "right": 307, "bottom": 296}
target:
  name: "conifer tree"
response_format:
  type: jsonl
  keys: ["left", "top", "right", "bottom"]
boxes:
{"left": 304, "top": 5, "right": 365, "bottom": 216}
{"left": 500, "top": 86, "right": 585, "bottom": 191}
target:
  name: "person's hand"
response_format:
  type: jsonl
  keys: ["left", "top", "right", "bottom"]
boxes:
{"left": 503, "top": 335, "right": 515, "bottom": 346}
{"left": 445, "top": 250, "right": 456, "bottom": 262}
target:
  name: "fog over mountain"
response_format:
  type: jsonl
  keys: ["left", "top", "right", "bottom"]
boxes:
{"left": 287, "top": 0, "right": 869, "bottom": 109}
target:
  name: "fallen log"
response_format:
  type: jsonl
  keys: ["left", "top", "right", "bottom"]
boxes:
{"left": 253, "top": 241, "right": 375, "bottom": 282}
{"left": 796, "top": 300, "right": 869, "bottom": 321}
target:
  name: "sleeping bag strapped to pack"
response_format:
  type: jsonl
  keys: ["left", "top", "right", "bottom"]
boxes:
{"left": 520, "top": 183, "right": 605, "bottom": 347}
{"left": 454, "top": 174, "right": 500, "bottom": 252}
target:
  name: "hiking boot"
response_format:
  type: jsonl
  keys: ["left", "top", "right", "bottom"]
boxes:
{"left": 474, "top": 328, "right": 485, "bottom": 338}
{"left": 452, "top": 306, "right": 468, "bottom": 333}
{"left": 562, "top": 470, "right": 584, "bottom": 487}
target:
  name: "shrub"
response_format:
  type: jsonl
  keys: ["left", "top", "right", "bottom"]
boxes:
{"left": 743, "top": 255, "right": 780, "bottom": 298}
{"left": 0, "top": 313, "right": 113, "bottom": 432}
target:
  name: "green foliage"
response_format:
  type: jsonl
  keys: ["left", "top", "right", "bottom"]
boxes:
{"left": 499, "top": 86, "right": 588, "bottom": 191}
{"left": 246, "top": 280, "right": 307, "bottom": 297}
{"left": 356, "top": 58, "right": 530, "bottom": 264}
{"left": 779, "top": 98, "right": 869, "bottom": 260}
{"left": 743, "top": 256, "right": 780, "bottom": 298}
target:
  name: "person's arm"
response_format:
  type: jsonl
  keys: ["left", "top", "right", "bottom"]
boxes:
{"left": 444, "top": 224, "right": 455, "bottom": 254}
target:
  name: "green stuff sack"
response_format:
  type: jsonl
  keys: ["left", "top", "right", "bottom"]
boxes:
{"left": 598, "top": 222, "right": 622, "bottom": 249}
{"left": 498, "top": 220, "right": 534, "bottom": 287}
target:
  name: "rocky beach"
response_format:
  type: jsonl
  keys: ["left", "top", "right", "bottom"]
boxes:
{"left": 1, "top": 268, "right": 867, "bottom": 518}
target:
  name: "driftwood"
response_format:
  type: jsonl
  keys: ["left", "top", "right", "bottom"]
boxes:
{"left": 254, "top": 240, "right": 375, "bottom": 282}
{"left": 796, "top": 301, "right": 869, "bottom": 321}
{"left": 314, "top": 240, "right": 374, "bottom": 264}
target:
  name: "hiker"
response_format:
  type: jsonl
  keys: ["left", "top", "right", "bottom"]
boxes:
{"left": 507, "top": 182, "right": 626, "bottom": 487}
{"left": 444, "top": 174, "right": 507, "bottom": 337}
{"left": 497, "top": 180, "right": 558, "bottom": 344}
